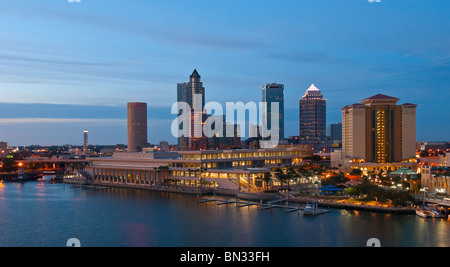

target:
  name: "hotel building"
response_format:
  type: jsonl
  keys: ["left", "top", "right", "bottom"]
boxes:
{"left": 340, "top": 94, "right": 418, "bottom": 172}
{"left": 85, "top": 146, "right": 312, "bottom": 192}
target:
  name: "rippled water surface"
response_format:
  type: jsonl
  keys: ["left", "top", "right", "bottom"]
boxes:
{"left": 0, "top": 179, "right": 449, "bottom": 247}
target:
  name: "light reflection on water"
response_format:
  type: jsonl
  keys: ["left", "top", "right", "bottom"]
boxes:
{"left": 0, "top": 180, "right": 449, "bottom": 247}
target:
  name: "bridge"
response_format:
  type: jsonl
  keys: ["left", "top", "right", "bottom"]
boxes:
{"left": 21, "top": 156, "right": 90, "bottom": 171}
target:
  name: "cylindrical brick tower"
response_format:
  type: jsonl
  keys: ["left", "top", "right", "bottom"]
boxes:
{"left": 127, "top": 102, "right": 148, "bottom": 152}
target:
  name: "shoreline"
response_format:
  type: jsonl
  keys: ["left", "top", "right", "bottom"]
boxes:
{"left": 63, "top": 178, "right": 418, "bottom": 214}
{"left": 290, "top": 197, "right": 417, "bottom": 214}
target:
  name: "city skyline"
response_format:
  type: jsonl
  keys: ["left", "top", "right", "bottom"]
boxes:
{"left": 0, "top": 0, "right": 449, "bottom": 145}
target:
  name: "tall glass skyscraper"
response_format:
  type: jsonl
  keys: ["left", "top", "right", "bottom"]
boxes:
{"left": 262, "top": 83, "right": 285, "bottom": 142}
{"left": 299, "top": 84, "right": 327, "bottom": 152}
{"left": 177, "top": 69, "right": 207, "bottom": 150}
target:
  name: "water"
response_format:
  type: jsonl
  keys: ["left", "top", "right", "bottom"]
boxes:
{"left": 0, "top": 179, "right": 449, "bottom": 247}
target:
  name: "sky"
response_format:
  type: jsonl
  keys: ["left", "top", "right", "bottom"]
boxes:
{"left": 0, "top": 0, "right": 449, "bottom": 146}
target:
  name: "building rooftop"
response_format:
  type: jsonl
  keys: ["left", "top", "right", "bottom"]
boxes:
{"left": 190, "top": 69, "right": 200, "bottom": 78}
{"left": 303, "top": 84, "right": 323, "bottom": 97}
{"left": 402, "top": 103, "right": 418, "bottom": 107}
{"left": 341, "top": 103, "right": 366, "bottom": 110}
{"left": 391, "top": 167, "right": 417, "bottom": 175}
{"left": 360, "top": 94, "right": 400, "bottom": 105}
{"left": 363, "top": 94, "right": 400, "bottom": 101}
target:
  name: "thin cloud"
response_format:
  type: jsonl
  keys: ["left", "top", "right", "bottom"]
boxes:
{"left": 0, "top": 118, "right": 126, "bottom": 125}
{"left": 0, "top": 53, "right": 124, "bottom": 67}
{"left": 0, "top": 117, "right": 173, "bottom": 125}
{"left": 266, "top": 50, "right": 350, "bottom": 65}
{"left": 9, "top": 4, "right": 265, "bottom": 51}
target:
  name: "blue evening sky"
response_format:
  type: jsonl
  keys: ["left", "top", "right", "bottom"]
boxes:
{"left": 0, "top": 0, "right": 449, "bottom": 146}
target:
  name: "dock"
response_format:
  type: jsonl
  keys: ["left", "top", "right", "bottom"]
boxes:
{"left": 198, "top": 197, "right": 330, "bottom": 216}
{"left": 303, "top": 209, "right": 331, "bottom": 216}
{"left": 70, "top": 184, "right": 111, "bottom": 191}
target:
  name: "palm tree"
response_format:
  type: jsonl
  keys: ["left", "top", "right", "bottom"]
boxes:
{"left": 262, "top": 172, "right": 273, "bottom": 191}
{"left": 286, "top": 165, "right": 299, "bottom": 190}
{"left": 275, "top": 168, "right": 288, "bottom": 190}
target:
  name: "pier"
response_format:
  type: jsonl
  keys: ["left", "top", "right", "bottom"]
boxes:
{"left": 70, "top": 184, "right": 111, "bottom": 191}
{"left": 64, "top": 176, "right": 416, "bottom": 215}
{"left": 308, "top": 199, "right": 416, "bottom": 214}
{"left": 197, "top": 197, "right": 331, "bottom": 216}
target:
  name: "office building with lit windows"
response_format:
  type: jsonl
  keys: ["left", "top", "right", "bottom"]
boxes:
{"left": 299, "top": 84, "right": 327, "bottom": 152}
{"left": 177, "top": 69, "right": 208, "bottom": 150}
{"left": 262, "top": 83, "right": 285, "bottom": 142}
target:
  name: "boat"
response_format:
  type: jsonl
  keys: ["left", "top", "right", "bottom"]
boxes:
{"left": 416, "top": 209, "right": 431, "bottom": 218}
{"left": 303, "top": 202, "right": 330, "bottom": 216}
{"left": 305, "top": 203, "right": 315, "bottom": 212}
{"left": 416, "top": 207, "right": 446, "bottom": 218}
{"left": 416, "top": 190, "right": 433, "bottom": 218}
{"left": 429, "top": 209, "right": 445, "bottom": 218}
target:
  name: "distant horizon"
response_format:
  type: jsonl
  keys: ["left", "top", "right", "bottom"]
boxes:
{"left": 0, "top": 1, "right": 449, "bottom": 146}
{"left": 4, "top": 139, "right": 450, "bottom": 148}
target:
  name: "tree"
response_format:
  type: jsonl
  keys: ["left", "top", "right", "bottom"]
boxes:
{"left": 286, "top": 165, "right": 299, "bottom": 190}
{"left": 344, "top": 186, "right": 360, "bottom": 196}
{"left": 275, "top": 168, "right": 288, "bottom": 190}
{"left": 351, "top": 169, "right": 363, "bottom": 177}
{"left": 1, "top": 158, "right": 18, "bottom": 172}
{"left": 322, "top": 172, "right": 349, "bottom": 186}
{"left": 262, "top": 172, "right": 272, "bottom": 191}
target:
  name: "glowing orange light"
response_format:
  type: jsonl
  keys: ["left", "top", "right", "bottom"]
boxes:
{"left": 18, "top": 163, "right": 23, "bottom": 167}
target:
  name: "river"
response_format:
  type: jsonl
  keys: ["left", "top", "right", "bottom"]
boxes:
{"left": 0, "top": 178, "right": 449, "bottom": 247}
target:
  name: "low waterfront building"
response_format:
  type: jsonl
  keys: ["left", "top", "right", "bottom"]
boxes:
{"left": 389, "top": 167, "right": 420, "bottom": 193}
{"left": 331, "top": 149, "right": 343, "bottom": 169}
{"left": 85, "top": 147, "right": 312, "bottom": 192}
{"left": 349, "top": 159, "right": 418, "bottom": 174}
{"left": 419, "top": 153, "right": 447, "bottom": 167}
{"left": 421, "top": 165, "right": 450, "bottom": 196}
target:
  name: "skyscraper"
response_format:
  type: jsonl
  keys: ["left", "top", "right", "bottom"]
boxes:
{"left": 327, "top": 123, "right": 342, "bottom": 146}
{"left": 299, "top": 84, "right": 327, "bottom": 152}
{"left": 341, "top": 94, "right": 417, "bottom": 163}
{"left": 262, "top": 83, "right": 284, "bottom": 142}
{"left": 127, "top": 102, "right": 148, "bottom": 152}
{"left": 83, "top": 129, "right": 88, "bottom": 155}
{"left": 177, "top": 69, "right": 207, "bottom": 150}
